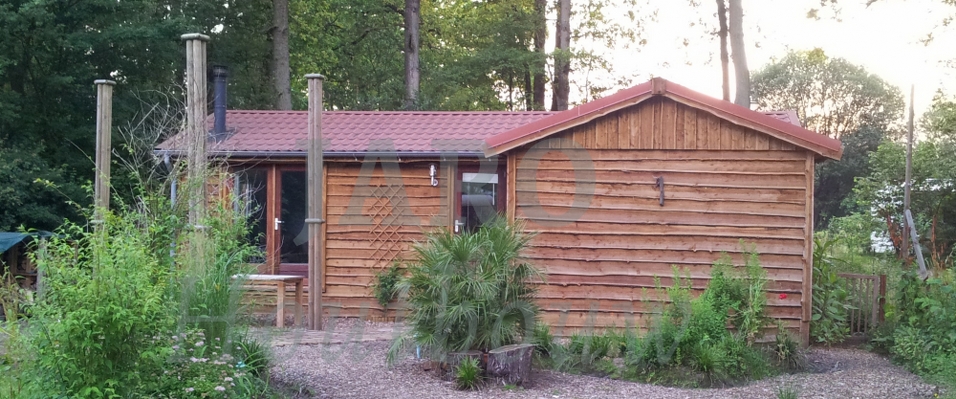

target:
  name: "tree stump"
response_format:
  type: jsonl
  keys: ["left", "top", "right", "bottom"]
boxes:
{"left": 486, "top": 343, "right": 535, "bottom": 385}
{"left": 442, "top": 350, "right": 482, "bottom": 380}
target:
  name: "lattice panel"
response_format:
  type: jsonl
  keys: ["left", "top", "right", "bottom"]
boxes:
{"left": 367, "top": 185, "right": 407, "bottom": 266}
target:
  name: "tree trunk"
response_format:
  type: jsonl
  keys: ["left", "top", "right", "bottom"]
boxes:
{"left": 716, "top": 0, "right": 730, "bottom": 102}
{"left": 524, "top": 70, "right": 533, "bottom": 111}
{"left": 486, "top": 344, "right": 535, "bottom": 385}
{"left": 728, "top": 0, "right": 750, "bottom": 107}
{"left": 404, "top": 0, "right": 421, "bottom": 110}
{"left": 551, "top": 0, "right": 571, "bottom": 111}
{"left": 271, "top": 0, "right": 292, "bottom": 110}
{"left": 532, "top": 0, "right": 547, "bottom": 110}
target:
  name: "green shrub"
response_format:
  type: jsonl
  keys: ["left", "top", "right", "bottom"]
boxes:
{"left": 455, "top": 357, "right": 483, "bottom": 390}
{"left": 531, "top": 323, "right": 556, "bottom": 357}
{"left": 811, "top": 236, "right": 855, "bottom": 345}
{"left": 773, "top": 328, "right": 805, "bottom": 371}
{"left": 371, "top": 262, "right": 404, "bottom": 308}
{"left": 539, "top": 247, "right": 781, "bottom": 387}
{"left": 28, "top": 216, "right": 176, "bottom": 398}
{"left": 387, "top": 219, "right": 542, "bottom": 364}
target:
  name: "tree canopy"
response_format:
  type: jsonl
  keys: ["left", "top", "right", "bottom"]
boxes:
{"left": 752, "top": 48, "right": 904, "bottom": 139}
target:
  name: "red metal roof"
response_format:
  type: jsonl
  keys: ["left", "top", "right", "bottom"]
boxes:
{"left": 483, "top": 78, "right": 843, "bottom": 160}
{"left": 158, "top": 110, "right": 556, "bottom": 156}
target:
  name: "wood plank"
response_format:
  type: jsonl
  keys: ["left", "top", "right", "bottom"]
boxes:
{"left": 618, "top": 109, "right": 631, "bottom": 149}
{"left": 802, "top": 152, "right": 814, "bottom": 345}
{"left": 652, "top": 99, "right": 663, "bottom": 149}
{"left": 525, "top": 169, "right": 807, "bottom": 189}
{"left": 536, "top": 284, "right": 803, "bottom": 305}
{"left": 525, "top": 158, "right": 806, "bottom": 174}
{"left": 507, "top": 152, "right": 517, "bottom": 222}
{"left": 538, "top": 258, "right": 806, "bottom": 277}
{"left": 516, "top": 181, "right": 806, "bottom": 204}
{"left": 628, "top": 106, "right": 640, "bottom": 149}
{"left": 683, "top": 107, "right": 697, "bottom": 150}
{"left": 516, "top": 148, "right": 808, "bottom": 162}
{"left": 528, "top": 234, "right": 806, "bottom": 256}
{"left": 662, "top": 99, "right": 678, "bottom": 149}
{"left": 517, "top": 221, "right": 806, "bottom": 240}
{"left": 523, "top": 246, "right": 804, "bottom": 265}
{"left": 523, "top": 192, "right": 806, "bottom": 217}
{"left": 756, "top": 131, "right": 770, "bottom": 150}
{"left": 594, "top": 117, "right": 608, "bottom": 149}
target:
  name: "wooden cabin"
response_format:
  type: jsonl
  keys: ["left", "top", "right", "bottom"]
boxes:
{"left": 159, "top": 78, "right": 842, "bottom": 343}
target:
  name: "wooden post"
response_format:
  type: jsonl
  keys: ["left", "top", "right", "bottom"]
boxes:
{"left": 905, "top": 210, "right": 929, "bottom": 279}
{"left": 305, "top": 74, "right": 325, "bottom": 330}
{"left": 903, "top": 85, "right": 914, "bottom": 261}
{"left": 182, "top": 33, "right": 210, "bottom": 226}
{"left": 93, "top": 80, "right": 116, "bottom": 225}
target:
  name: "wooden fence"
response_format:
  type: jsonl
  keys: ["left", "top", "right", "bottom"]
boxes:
{"left": 838, "top": 273, "right": 886, "bottom": 339}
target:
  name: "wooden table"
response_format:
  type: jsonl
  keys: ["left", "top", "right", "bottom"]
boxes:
{"left": 237, "top": 274, "right": 305, "bottom": 328}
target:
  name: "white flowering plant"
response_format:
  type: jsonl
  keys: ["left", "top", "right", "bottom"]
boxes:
{"left": 150, "top": 329, "right": 246, "bottom": 398}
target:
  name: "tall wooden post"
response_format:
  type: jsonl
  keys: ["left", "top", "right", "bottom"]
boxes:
{"left": 306, "top": 74, "right": 325, "bottom": 330}
{"left": 93, "top": 79, "right": 115, "bottom": 225}
{"left": 182, "top": 33, "right": 210, "bottom": 226}
{"left": 903, "top": 85, "right": 914, "bottom": 262}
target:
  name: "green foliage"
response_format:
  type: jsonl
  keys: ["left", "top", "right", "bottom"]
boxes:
{"left": 454, "top": 357, "right": 483, "bottom": 390}
{"left": 388, "top": 219, "right": 542, "bottom": 364}
{"left": 810, "top": 236, "right": 855, "bottom": 345}
{"left": 537, "top": 249, "right": 785, "bottom": 388}
{"left": 176, "top": 202, "right": 258, "bottom": 344}
{"left": 773, "top": 329, "right": 805, "bottom": 371}
{"left": 233, "top": 333, "right": 273, "bottom": 380}
{"left": 776, "top": 385, "right": 799, "bottom": 399}
{"left": 28, "top": 216, "right": 175, "bottom": 398}
{"left": 372, "top": 262, "right": 404, "bottom": 308}
{"left": 752, "top": 49, "right": 905, "bottom": 228}
{"left": 149, "top": 329, "right": 249, "bottom": 398}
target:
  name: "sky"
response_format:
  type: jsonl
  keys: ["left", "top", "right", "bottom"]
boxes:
{"left": 566, "top": 0, "right": 956, "bottom": 122}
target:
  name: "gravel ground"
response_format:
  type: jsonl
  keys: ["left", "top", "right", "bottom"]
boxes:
{"left": 270, "top": 338, "right": 939, "bottom": 399}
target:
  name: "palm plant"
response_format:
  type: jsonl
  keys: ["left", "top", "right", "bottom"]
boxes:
{"left": 387, "top": 218, "right": 542, "bottom": 364}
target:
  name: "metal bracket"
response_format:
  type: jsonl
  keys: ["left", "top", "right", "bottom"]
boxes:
{"left": 655, "top": 176, "right": 665, "bottom": 206}
{"left": 304, "top": 218, "right": 326, "bottom": 225}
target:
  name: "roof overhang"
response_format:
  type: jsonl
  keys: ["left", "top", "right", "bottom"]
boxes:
{"left": 483, "top": 78, "right": 843, "bottom": 161}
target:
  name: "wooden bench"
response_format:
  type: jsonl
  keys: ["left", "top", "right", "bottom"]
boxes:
{"left": 236, "top": 274, "right": 305, "bottom": 328}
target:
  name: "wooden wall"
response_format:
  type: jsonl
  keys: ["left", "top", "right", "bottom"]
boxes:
{"left": 512, "top": 97, "right": 813, "bottom": 341}
{"left": 321, "top": 159, "right": 449, "bottom": 319}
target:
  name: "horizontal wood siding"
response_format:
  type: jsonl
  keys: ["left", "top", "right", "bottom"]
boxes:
{"left": 514, "top": 98, "right": 810, "bottom": 338}
{"left": 321, "top": 159, "right": 448, "bottom": 318}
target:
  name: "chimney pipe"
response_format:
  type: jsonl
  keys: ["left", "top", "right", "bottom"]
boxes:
{"left": 212, "top": 64, "right": 228, "bottom": 138}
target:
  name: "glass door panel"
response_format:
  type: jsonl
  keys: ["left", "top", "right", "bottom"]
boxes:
{"left": 278, "top": 170, "right": 308, "bottom": 270}
{"left": 236, "top": 168, "right": 268, "bottom": 264}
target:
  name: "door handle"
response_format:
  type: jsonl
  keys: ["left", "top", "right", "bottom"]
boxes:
{"left": 454, "top": 220, "right": 464, "bottom": 233}
{"left": 274, "top": 218, "right": 284, "bottom": 231}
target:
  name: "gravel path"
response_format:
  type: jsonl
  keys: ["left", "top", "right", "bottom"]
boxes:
{"left": 270, "top": 339, "right": 938, "bottom": 399}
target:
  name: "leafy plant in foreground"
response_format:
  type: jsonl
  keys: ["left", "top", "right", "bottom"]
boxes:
{"left": 387, "top": 218, "right": 542, "bottom": 364}
{"left": 811, "top": 236, "right": 855, "bottom": 345}
{"left": 455, "top": 357, "right": 483, "bottom": 390}
{"left": 372, "top": 262, "right": 404, "bottom": 308}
